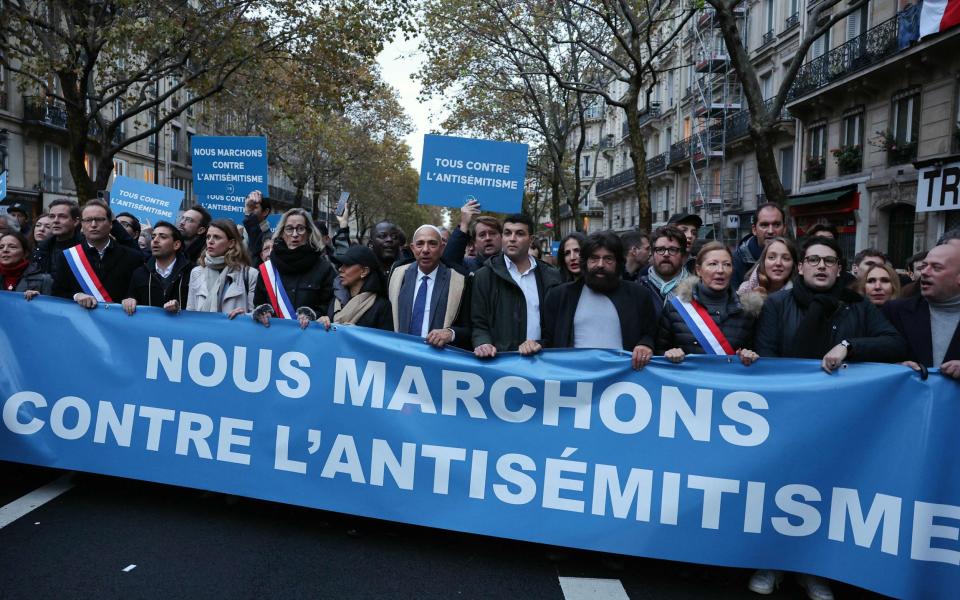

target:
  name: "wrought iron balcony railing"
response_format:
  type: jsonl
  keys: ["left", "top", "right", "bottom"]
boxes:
{"left": 761, "top": 29, "right": 776, "bottom": 46}
{"left": 724, "top": 98, "right": 793, "bottom": 141}
{"left": 784, "top": 13, "right": 799, "bottom": 31}
{"left": 789, "top": 15, "right": 901, "bottom": 101}
{"left": 595, "top": 151, "right": 669, "bottom": 197}
{"left": 24, "top": 96, "right": 124, "bottom": 145}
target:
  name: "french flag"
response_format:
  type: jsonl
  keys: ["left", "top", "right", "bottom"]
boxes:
{"left": 920, "top": 0, "right": 960, "bottom": 38}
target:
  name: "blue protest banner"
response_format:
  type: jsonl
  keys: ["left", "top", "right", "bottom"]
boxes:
{"left": 0, "top": 171, "right": 7, "bottom": 203}
{"left": 551, "top": 241, "right": 560, "bottom": 256}
{"left": 418, "top": 134, "right": 528, "bottom": 213}
{"left": 191, "top": 136, "right": 268, "bottom": 222}
{"left": 1, "top": 292, "right": 958, "bottom": 600}
{"left": 109, "top": 175, "right": 184, "bottom": 227}
{"left": 266, "top": 213, "right": 282, "bottom": 232}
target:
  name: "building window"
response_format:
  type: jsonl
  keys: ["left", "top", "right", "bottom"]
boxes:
{"left": 780, "top": 146, "right": 794, "bottom": 193}
{"left": 583, "top": 155, "right": 591, "bottom": 177}
{"left": 734, "top": 162, "right": 744, "bottom": 200}
{"left": 171, "top": 126, "right": 181, "bottom": 163}
{"left": 43, "top": 144, "right": 62, "bottom": 192}
{"left": 889, "top": 88, "right": 920, "bottom": 165}
{"left": 114, "top": 98, "right": 126, "bottom": 135}
{"left": 805, "top": 124, "right": 826, "bottom": 182}
{"left": 667, "top": 71, "right": 675, "bottom": 107}
{"left": 760, "top": 73, "right": 773, "bottom": 100}
{"left": 811, "top": 29, "right": 830, "bottom": 59}
{"left": 113, "top": 158, "right": 128, "bottom": 178}
{"left": 837, "top": 109, "right": 864, "bottom": 174}
{"left": 0, "top": 63, "right": 7, "bottom": 111}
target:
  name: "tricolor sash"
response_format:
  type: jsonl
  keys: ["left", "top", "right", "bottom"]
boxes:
{"left": 258, "top": 260, "right": 295, "bottom": 319}
{"left": 63, "top": 244, "right": 112, "bottom": 302}
{"left": 669, "top": 296, "right": 735, "bottom": 355}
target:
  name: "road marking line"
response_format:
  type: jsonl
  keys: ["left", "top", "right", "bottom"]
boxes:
{"left": 122, "top": 564, "right": 137, "bottom": 572}
{"left": 558, "top": 577, "right": 630, "bottom": 600}
{"left": 0, "top": 474, "right": 75, "bottom": 529}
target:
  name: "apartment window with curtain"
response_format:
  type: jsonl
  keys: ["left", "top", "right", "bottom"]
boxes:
{"left": 838, "top": 108, "right": 864, "bottom": 174}
{"left": 734, "top": 162, "right": 744, "bottom": 201}
{"left": 889, "top": 88, "right": 920, "bottom": 165}
{"left": 113, "top": 158, "right": 128, "bottom": 178}
{"left": 43, "top": 144, "right": 62, "bottom": 192}
{"left": 805, "top": 123, "right": 826, "bottom": 182}
{"left": 780, "top": 146, "right": 794, "bottom": 193}
{"left": 811, "top": 29, "right": 830, "bottom": 59}
{"left": 760, "top": 73, "right": 773, "bottom": 100}
{"left": 171, "top": 125, "right": 181, "bottom": 163}
{"left": 764, "top": 0, "right": 774, "bottom": 36}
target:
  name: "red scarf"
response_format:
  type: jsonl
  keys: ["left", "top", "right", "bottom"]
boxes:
{"left": 0, "top": 259, "right": 30, "bottom": 291}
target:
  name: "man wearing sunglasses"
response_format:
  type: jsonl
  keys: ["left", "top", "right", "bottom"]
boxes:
{"left": 754, "top": 236, "right": 904, "bottom": 372}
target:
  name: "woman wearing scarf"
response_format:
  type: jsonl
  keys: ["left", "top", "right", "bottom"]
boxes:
{"left": 252, "top": 208, "right": 335, "bottom": 329}
{"left": 319, "top": 245, "right": 393, "bottom": 331}
{"left": 1, "top": 231, "right": 52, "bottom": 298}
{"left": 186, "top": 219, "right": 258, "bottom": 317}
{"left": 656, "top": 241, "right": 761, "bottom": 365}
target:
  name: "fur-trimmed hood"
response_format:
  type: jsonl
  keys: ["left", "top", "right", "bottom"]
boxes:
{"left": 674, "top": 275, "right": 764, "bottom": 318}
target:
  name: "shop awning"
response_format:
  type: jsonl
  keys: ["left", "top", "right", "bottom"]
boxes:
{"left": 786, "top": 185, "right": 857, "bottom": 207}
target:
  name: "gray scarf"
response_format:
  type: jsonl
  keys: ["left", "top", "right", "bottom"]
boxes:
{"left": 647, "top": 266, "right": 689, "bottom": 299}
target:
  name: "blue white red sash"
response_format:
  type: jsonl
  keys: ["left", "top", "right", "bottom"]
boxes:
{"left": 63, "top": 244, "right": 112, "bottom": 302}
{"left": 669, "top": 297, "right": 735, "bottom": 355}
{"left": 258, "top": 260, "right": 295, "bottom": 319}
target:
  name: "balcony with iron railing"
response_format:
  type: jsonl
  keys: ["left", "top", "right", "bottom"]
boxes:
{"left": 760, "top": 29, "right": 776, "bottom": 47}
{"left": 171, "top": 147, "right": 181, "bottom": 163}
{"left": 23, "top": 95, "right": 124, "bottom": 145}
{"left": 638, "top": 103, "right": 661, "bottom": 127}
{"left": 788, "top": 15, "right": 901, "bottom": 101}
{"left": 584, "top": 105, "right": 605, "bottom": 122}
{"left": 595, "top": 151, "right": 669, "bottom": 197}
{"left": 783, "top": 13, "right": 799, "bottom": 32}
{"left": 724, "top": 98, "right": 793, "bottom": 141}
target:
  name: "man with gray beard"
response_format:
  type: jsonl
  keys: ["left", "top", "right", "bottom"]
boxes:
{"left": 540, "top": 231, "right": 658, "bottom": 370}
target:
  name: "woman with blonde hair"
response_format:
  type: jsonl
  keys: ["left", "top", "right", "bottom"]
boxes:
{"left": 737, "top": 236, "right": 798, "bottom": 297}
{"left": 857, "top": 262, "right": 900, "bottom": 306}
{"left": 252, "top": 208, "right": 335, "bottom": 329}
{"left": 186, "top": 219, "right": 258, "bottom": 318}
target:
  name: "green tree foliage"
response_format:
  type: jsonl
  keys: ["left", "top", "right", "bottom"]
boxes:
{"left": 1, "top": 0, "right": 411, "bottom": 202}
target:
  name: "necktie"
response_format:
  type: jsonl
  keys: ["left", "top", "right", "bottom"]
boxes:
{"left": 408, "top": 275, "right": 429, "bottom": 335}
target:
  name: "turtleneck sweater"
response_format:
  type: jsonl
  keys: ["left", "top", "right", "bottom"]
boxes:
{"left": 929, "top": 294, "right": 960, "bottom": 366}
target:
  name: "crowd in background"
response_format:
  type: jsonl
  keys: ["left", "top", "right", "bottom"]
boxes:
{"left": 2, "top": 192, "right": 959, "bottom": 600}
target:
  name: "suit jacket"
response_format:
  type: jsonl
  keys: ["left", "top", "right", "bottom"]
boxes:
{"left": 52, "top": 240, "right": 144, "bottom": 302}
{"left": 882, "top": 295, "right": 960, "bottom": 367}
{"left": 389, "top": 262, "right": 471, "bottom": 349}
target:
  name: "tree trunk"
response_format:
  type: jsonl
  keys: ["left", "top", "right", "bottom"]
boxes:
{"left": 625, "top": 88, "right": 651, "bottom": 232}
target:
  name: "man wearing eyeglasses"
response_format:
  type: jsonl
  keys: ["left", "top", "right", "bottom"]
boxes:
{"left": 541, "top": 231, "right": 657, "bottom": 370}
{"left": 754, "top": 236, "right": 904, "bottom": 372}
{"left": 638, "top": 225, "right": 690, "bottom": 321}
{"left": 52, "top": 199, "right": 144, "bottom": 308}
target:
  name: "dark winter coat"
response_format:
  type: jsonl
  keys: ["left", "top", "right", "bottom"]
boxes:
{"left": 126, "top": 254, "right": 195, "bottom": 308}
{"left": 442, "top": 227, "right": 490, "bottom": 274}
{"left": 882, "top": 295, "right": 960, "bottom": 367}
{"left": 253, "top": 241, "right": 335, "bottom": 319}
{"left": 470, "top": 254, "right": 562, "bottom": 351}
{"left": 13, "top": 263, "right": 53, "bottom": 295}
{"left": 52, "top": 240, "right": 145, "bottom": 302}
{"left": 542, "top": 278, "right": 658, "bottom": 351}
{"left": 731, "top": 234, "right": 761, "bottom": 290}
{"left": 754, "top": 284, "right": 906, "bottom": 362}
{"left": 655, "top": 277, "right": 763, "bottom": 355}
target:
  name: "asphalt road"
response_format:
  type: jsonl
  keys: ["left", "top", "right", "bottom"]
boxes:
{"left": 0, "top": 462, "right": 889, "bottom": 600}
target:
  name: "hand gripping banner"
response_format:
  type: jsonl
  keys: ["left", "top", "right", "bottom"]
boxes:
{"left": 1, "top": 292, "right": 958, "bottom": 598}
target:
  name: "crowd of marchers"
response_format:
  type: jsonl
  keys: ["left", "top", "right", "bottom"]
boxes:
{"left": 1, "top": 191, "right": 958, "bottom": 599}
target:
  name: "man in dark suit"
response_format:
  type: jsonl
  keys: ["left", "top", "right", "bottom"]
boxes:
{"left": 541, "top": 231, "right": 657, "bottom": 370}
{"left": 883, "top": 240, "right": 960, "bottom": 379}
{"left": 52, "top": 199, "right": 144, "bottom": 308}
{"left": 388, "top": 224, "right": 470, "bottom": 349}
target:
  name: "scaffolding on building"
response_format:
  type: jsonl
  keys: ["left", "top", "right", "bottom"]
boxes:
{"left": 685, "top": 4, "right": 745, "bottom": 244}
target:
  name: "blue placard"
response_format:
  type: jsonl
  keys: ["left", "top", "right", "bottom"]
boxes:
{"left": 0, "top": 171, "right": 7, "bottom": 203}
{"left": 551, "top": 241, "right": 560, "bottom": 256}
{"left": 108, "top": 175, "right": 184, "bottom": 228}
{"left": 418, "top": 134, "right": 528, "bottom": 213}
{"left": 266, "top": 213, "right": 282, "bottom": 232}
{"left": 191, "top": 136, "right": 268, "bottom": 223}
{"left": 1, "top": 292, "right": 959, "bottom": 600}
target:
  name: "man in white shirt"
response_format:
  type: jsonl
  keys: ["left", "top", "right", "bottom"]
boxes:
{"left": 471, "top": 213, "right": 562, "bottom": 357}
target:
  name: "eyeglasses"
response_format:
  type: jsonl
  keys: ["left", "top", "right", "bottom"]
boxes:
{"left": 653, "top": 246, "right": 681, "bottom": 256}
{"left": 179, "top": 216, "right": 197, "bottom": 224}
{"left": 283, "top": 225, "right": 308, "bottom": 235}
{"left": 804, "top": 255, "right": 840, "bottom": 267}
{"left": 81, "top": 217, "right": 109, "bottom": 225}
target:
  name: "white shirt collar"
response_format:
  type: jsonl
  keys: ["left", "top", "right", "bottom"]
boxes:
{"left": 417, "top": 265, "right": 439, "bottom": 281}
{"left": 504, "top": 253, "right": 537, "bottom": 276}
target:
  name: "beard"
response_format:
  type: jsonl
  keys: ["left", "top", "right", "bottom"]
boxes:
{"left": 585, "top": 267, "right": 619, "bottom": 293}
